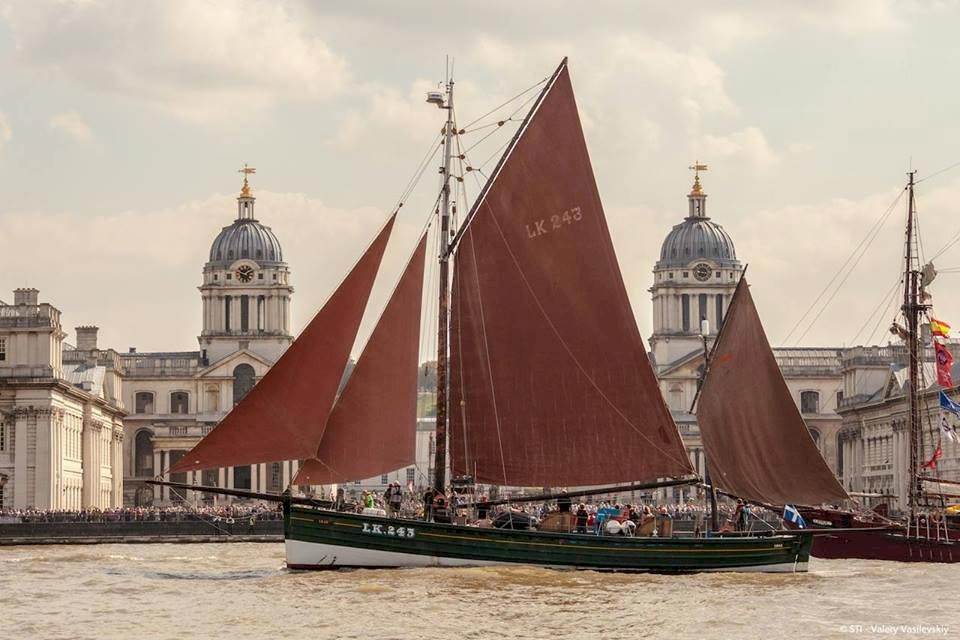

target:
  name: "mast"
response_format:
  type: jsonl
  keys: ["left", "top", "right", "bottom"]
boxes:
{"left": 699, "top": 324, "right": 720, "bottom": 533}
{"left": 432, "top": 73, "right": 455, "bottom": 493}
{"left": 903, "top": 170, "right": 924, "bottom": 516}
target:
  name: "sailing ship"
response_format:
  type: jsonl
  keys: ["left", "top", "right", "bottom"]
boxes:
{"left": 164, "top": 58, "right": 814, "bottom": 572}
{"left": 795, "top": 172, "right": 959, "bottom": 562}
{"left": 696, "top": 174, "right": 958, "bottom": 563}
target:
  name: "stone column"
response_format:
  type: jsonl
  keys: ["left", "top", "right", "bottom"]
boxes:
{"left": 161, "top": 451, "right": 170, "bottom": 503}
{"left": 13, "top": 408, "right": 29, "bottom": 508}
{"left": 258, "top": 464, "right": 267, "bottom": 493}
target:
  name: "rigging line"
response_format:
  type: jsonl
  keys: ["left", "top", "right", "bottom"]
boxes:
{"left": 459, "top": 76, "right": 549, "bottom": 131}
{"left": 482, "top": 203, "right": 694, "bottom": 469}
{"left": 394, "top": 133, "right": 443, "bottom": 210}
{"left": 461, "top": 90, "right": 543, "bottom": 156}
{"left": 781, "top": 188, "right": 906, "bottom": 345}
{"left": 916, "top": 158, "right": 960, "bottom": 184}
{"left": 847, "top": 276, "right": 903, "bottom": 346}
{"left": 793, "top": 190, "right": 907, "bottom": 345}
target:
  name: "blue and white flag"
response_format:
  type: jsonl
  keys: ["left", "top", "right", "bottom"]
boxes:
{"left": 783, "top": 505, "right": 806, "bottom": 528}
{"left": 940, "top": 390, "right": 960, "bottom": 415}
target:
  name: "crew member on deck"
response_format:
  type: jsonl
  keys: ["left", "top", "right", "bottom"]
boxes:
{"left": 557, "top": 490, "right": 572, "bottom": 513}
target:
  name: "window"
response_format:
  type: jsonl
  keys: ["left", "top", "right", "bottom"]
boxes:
{"left": 233, "top": 364, "right": 256, "bottom": 405}
{"left": 681, "top": 295, "right": 690, "bottom": 332}
{"left": 406, "top": 468, "right": 415, "bottom": 484}
{"left": 135, "top": 392, "right": 155, "bottom": 414}
{"left": 380, "top": 474, "right": 388, "bottom": 485}
{"left": 134, "top": 430, "right": 154, "bottom": 476}
{"left": 268, "top": 462, "right": 283, "bottom": 492}
{"left": 213, "top": 274, "right": 218, "bottom": 280}
{"left": 0, "top": 337, "right": 6, "bottom": 361}
{"left": 257, "top": 273, "right": 264, "bottom": 280}
{"left": 800, "top": 391, "right": 820, "bottom": 415}
{"left": 201, "top": 469, "right": 218, "bottom": 488}
{"left": 0, "top": 423, "right": 5, "bottom": 452}
{"left": 234, "top": 465, "right": 251, "bottom": 490}
{"left": 836, "top": 390, "right": 844, "bottom": 408}
{"left": 169, "top": 450, "right": 186, "bottom": 488}
{"left": 716, "top": 295, "right": 724, "bottom": 328}
{"left": 226, "top": 273, "right": 232, "bottom": 280}
{"left": 682, "top": 271, "right": 689, "bottom": 278}
{"left": 698, "top": 293, "right": 708, "bottom": 322}
{"left": 205, "top": 385, "right": 219, "bottom": 412}
{"left": 240, "top": 295, "right": 249, "bottom": 333}
{"left": 668, "top": 272, "right": 673, "bottom": 279}
{"left": 224, "top": 295, "right": 232, "bottom": 332}
{"left": 354, "top": 480, "right": 361, "bottom": 486}
{"left": 170, "top": 392, "right": 189, "bottom": 414}
{"left": 715, "top": 272, "right": 720, "bottom": 278}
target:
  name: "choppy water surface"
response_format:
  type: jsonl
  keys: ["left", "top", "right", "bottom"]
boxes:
{"left": 1, "top": 543, "right": 954, "bottom": 639}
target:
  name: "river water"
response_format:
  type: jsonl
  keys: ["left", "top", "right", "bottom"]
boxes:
{"left": 1, "top": 542, "right": 953, "bottom": 639}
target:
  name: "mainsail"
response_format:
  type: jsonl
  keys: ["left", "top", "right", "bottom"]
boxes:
{"left": 294, "top": 234, "right": 428, "bottom": 485}
{"left": 696, "top": 277, "right": 849, "bottom": 506}
{"left": 171, "top": 215, "right": 396, "bottom": 473}
{"left": 449, "top": 62, "right": 695, "bottom": 487}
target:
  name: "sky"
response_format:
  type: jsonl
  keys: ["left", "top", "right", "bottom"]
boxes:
{"left": 2, "top": 0, "right": 960, "bottom": 355}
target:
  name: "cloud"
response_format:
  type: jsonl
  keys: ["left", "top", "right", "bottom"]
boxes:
{"left": 1, "top": 0, "right": 349, "bottom": 123}
{"left": 0, "top": 190, "right": 423, "bottom": 353}
{"left": 700, "top": 127, "right": 779, "bottom": 169}
{"left": 0, "top": 112, "right": 10, "bottom": 148}
{"left": 49, "top": 111, "right": 93, "bottom": 142}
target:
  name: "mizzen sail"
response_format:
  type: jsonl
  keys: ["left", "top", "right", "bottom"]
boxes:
{"left": 696, "top": 277, "right": 849, "bottom": 506}
{"left": 171, "top": 215, "right": 396, "bottom": 473}
{"left": 449, "top": 61, "right": 695, "bottom": 487}
{"left": 294, "top": 233, "right": 428, "bottom": 485}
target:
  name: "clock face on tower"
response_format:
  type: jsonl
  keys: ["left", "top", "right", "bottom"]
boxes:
{"left": 236, "top": 265, "right": 255, "bottom": 282}
{"left": 693, "top": 263, "right": 711, "bottom": 282}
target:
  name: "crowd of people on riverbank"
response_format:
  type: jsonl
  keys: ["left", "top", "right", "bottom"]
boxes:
{"left": 0, "top": 504, "right": 282, "bottom": 524}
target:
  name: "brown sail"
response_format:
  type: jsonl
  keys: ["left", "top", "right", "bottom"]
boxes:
{"left": 171, "top": 215, "right": 396, "bottom": 473}
{"left": 696, "top": 277, "right": 849, "bottom": 506}
{"left": 449, "top": 62, "right": 695, "bottom": 487}
{"left": 294, "top": 233, "right": 427, "bottom": 485}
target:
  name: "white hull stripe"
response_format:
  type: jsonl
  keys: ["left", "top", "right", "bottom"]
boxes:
{"left": 284, "top": 539, "right": 806, "bottom": 573}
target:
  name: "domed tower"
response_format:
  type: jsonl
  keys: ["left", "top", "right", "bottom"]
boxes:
{"left": 649, "top": 164, "right": 742, "bottom": 371}
{"left": 199, "top": 167, "right": 293, "bottom": 364}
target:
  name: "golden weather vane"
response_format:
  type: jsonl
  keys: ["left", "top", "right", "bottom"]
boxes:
{"left": 688, "top": 161, "right": 708, "bottom": 195}
{"left": 238, "top": 164, "right": 256, "bottom": 197}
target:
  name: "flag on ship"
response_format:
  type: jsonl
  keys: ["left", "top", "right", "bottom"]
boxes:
{"left": 939, "top": 390, "right": 960, "bottom": 414}
{"left": 922, "top": 445, "right": 943, "bottom": 470}
{"left": 931, "top": 318, "right": 951, "bottom": 338}
{"left": 940, "top": 415, "right": 958, "bottom": 443}
{"left": 935, "top": 342, "right": 953, "bottom": 387}
{"left": 783, "top": 505, "right": 806, "bottom": 528}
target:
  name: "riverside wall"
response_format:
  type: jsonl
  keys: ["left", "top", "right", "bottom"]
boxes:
{"left": 0, "top": 520, "right": 283, "bottom": 545}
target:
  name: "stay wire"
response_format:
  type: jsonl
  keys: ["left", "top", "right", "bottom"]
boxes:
{"left": 783, "top": 188, "right": 905, "bottom": 345}
{"left": 458, "top": 76, "right": 549, "bottom": 132}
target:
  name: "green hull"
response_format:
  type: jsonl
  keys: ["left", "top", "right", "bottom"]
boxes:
{"left": 285, "top": 505, "right": 813, "bottom": 573}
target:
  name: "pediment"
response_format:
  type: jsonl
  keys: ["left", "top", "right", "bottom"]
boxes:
{"left": 198, "top": 349, "right": 273, "bottom": 378}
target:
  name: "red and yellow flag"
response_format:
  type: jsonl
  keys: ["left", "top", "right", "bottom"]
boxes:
{"left": 931, "top": 317, "right": 951, "bottom": 338}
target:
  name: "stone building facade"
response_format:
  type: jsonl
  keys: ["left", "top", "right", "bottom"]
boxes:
{"left": 121, "top": 175, "right": 296, "bottom": 506}
{"left": 0, "top": 289, "right": 125, "bottom": 509}
{"left": 836, "top": 348, "right": 960, "bottom": 513}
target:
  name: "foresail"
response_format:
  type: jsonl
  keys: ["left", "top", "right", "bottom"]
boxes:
{"left": 696, "top": 277, "right": 849, "bottom": 506}
{"left": 170, "top": 215, "right": 397, "bottom": 473}
{"left": 294, "top": 233, "right": 427, "bottom": 485}
{"left": 449, "top": 61, "right": 695, "bottom": 487}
